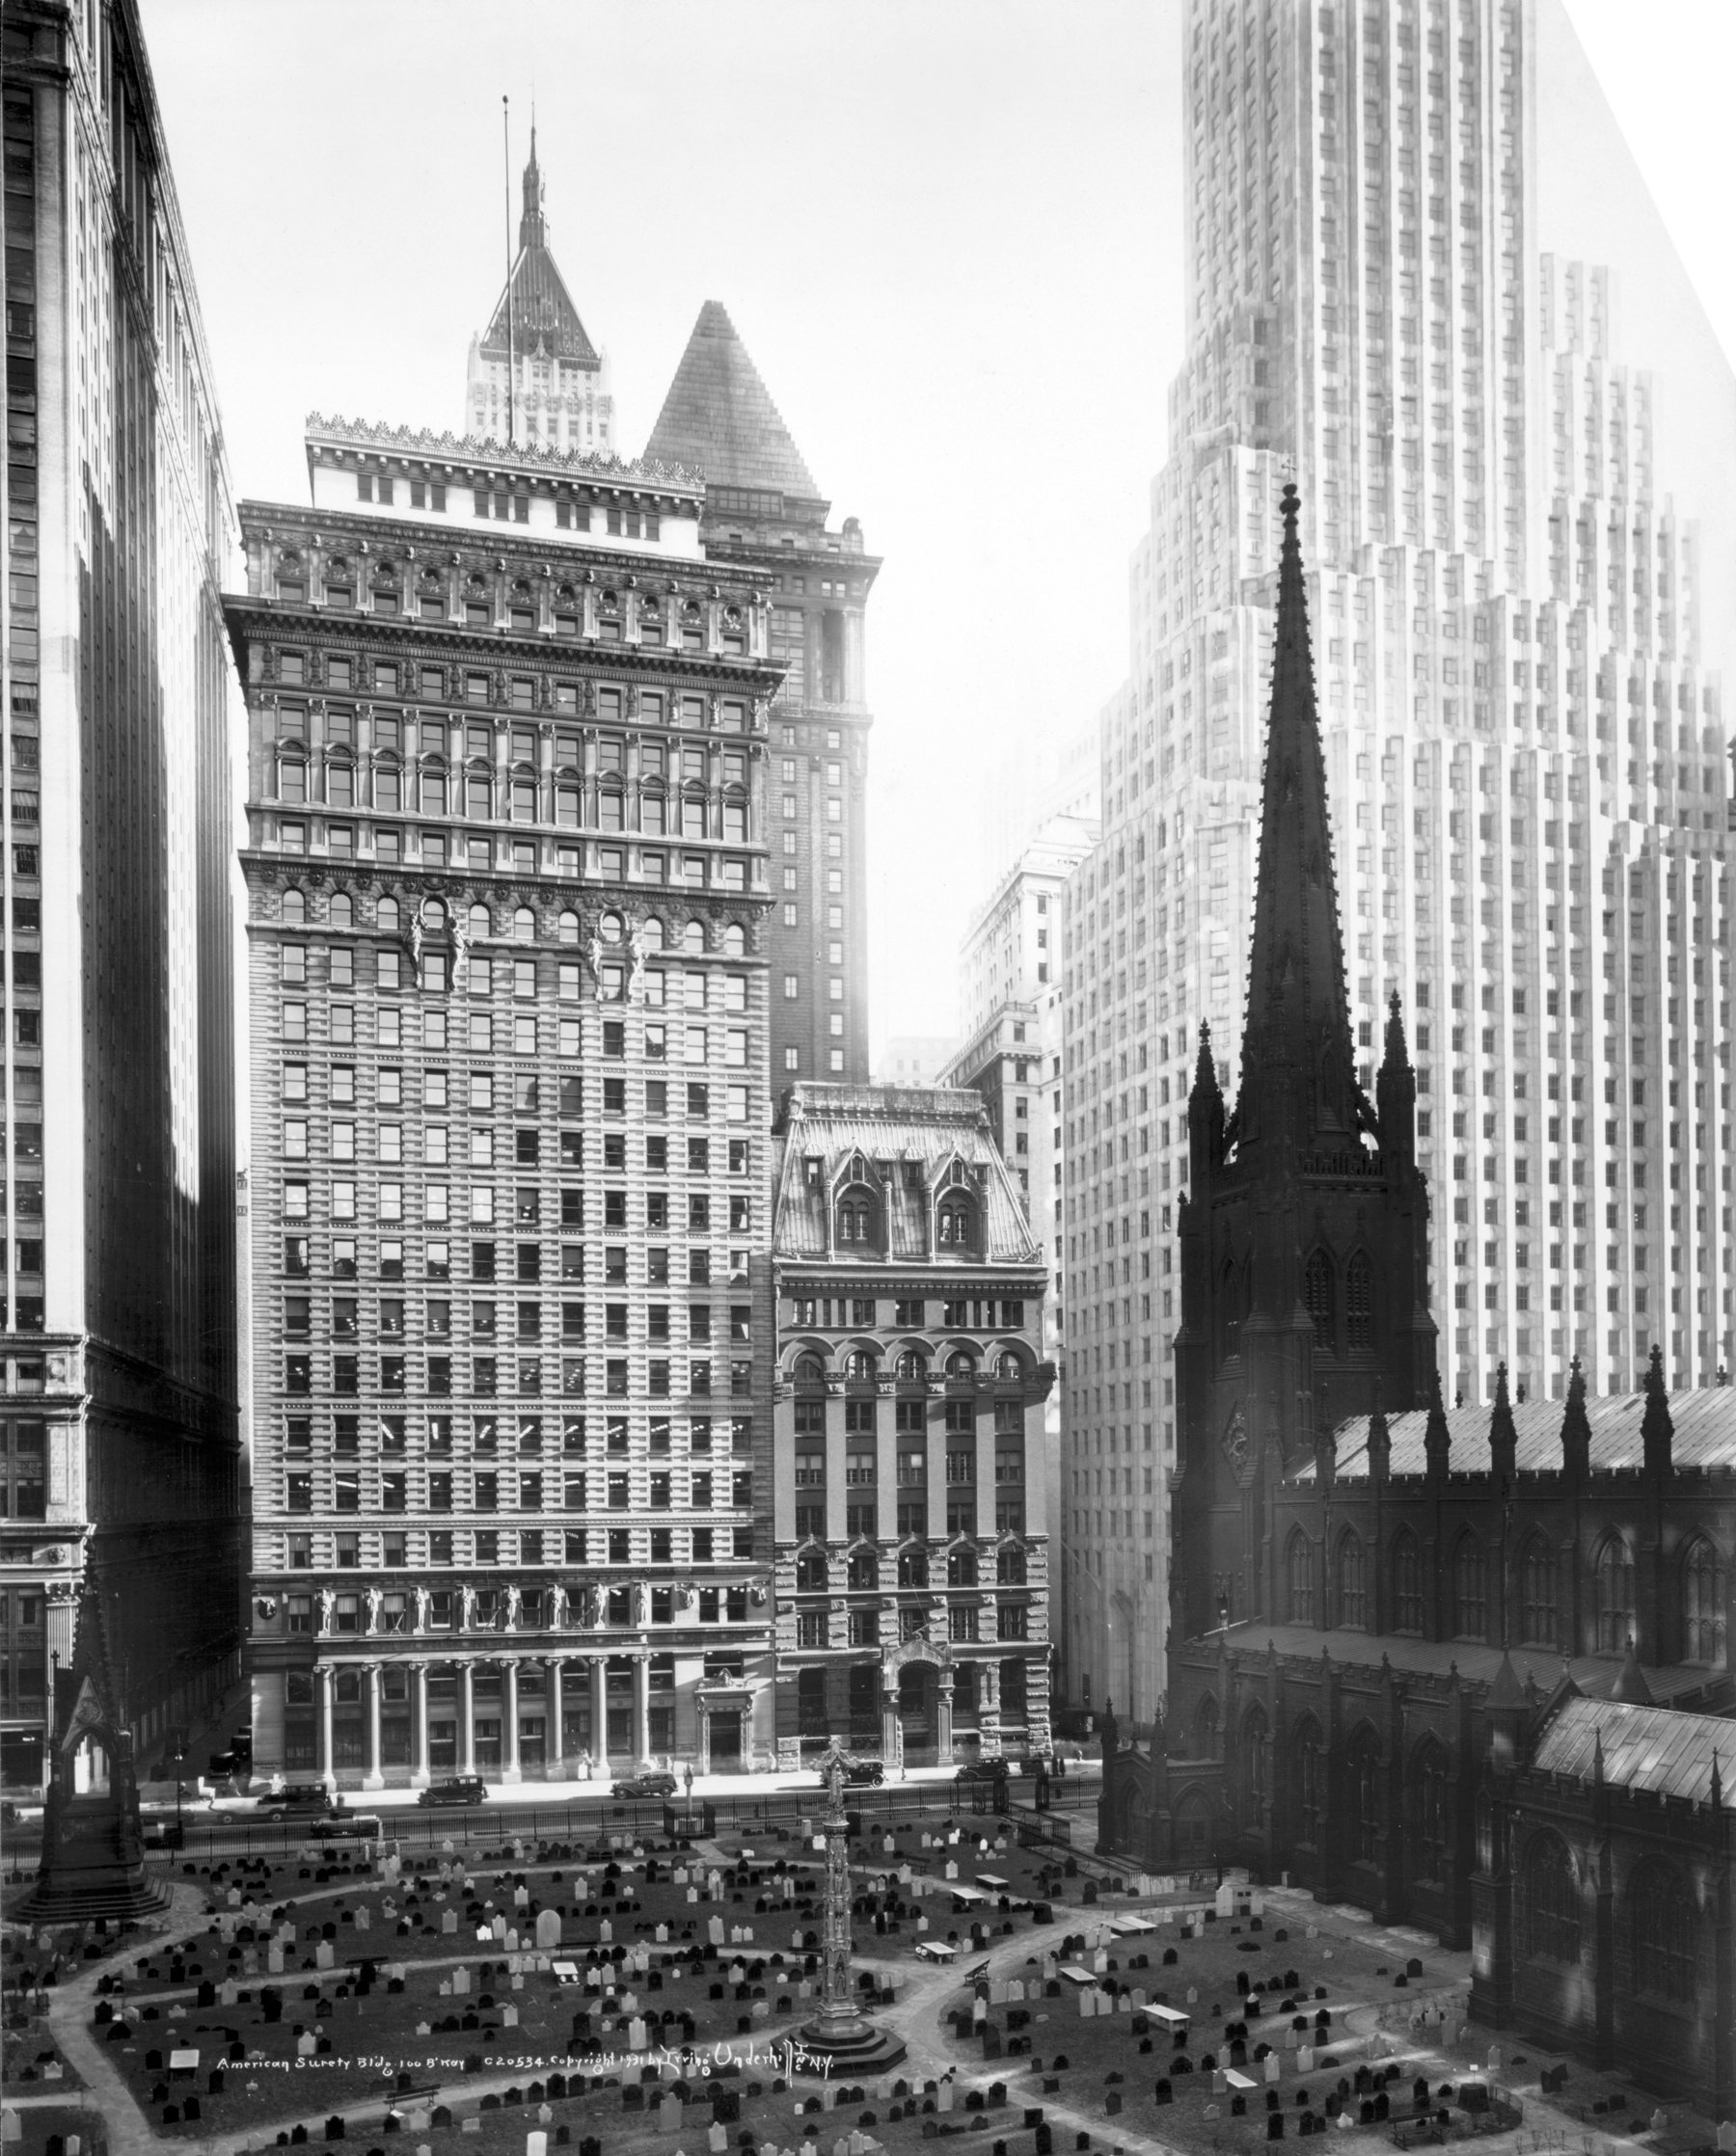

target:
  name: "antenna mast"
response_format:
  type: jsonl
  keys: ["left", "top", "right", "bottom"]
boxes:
{"left": 502, "top": 94, "right": 515, "bottom": 447}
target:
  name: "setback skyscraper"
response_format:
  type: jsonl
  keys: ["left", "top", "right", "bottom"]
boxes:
{"left": 1060, "top": 0, "right": 1732, "bottom": 1725}
{"left": 0, "top": 0, "right": 243, "bottom": 1792}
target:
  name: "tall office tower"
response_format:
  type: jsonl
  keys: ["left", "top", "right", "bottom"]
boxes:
{"left": 0, "top": 0, "right": 243, "bottom": 1792}
{"left": 465, "top": 138, "right": 613, "bottom": 457}
{"left": 942, "top": 812, "right": 1099, "bottom": 1572}
{"left": 978, "top": 710, "right": 1102, "bottom": 893}
{"left": 228, "top": 419, "right": 784, "bottom": 1784}
{"left": 1058, "top": 0, "right": 1734, "bottom": 1722}
{"left": 646, "top": 304, "right": 879, "bottom": 1084}
{"left": 769, "top": 1084, "right": 1053, "bottom": 1768}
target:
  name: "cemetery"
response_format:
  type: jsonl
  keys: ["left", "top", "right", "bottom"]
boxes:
{"left": 4, "top": 1804, "right": 1728, "bottom": 2156}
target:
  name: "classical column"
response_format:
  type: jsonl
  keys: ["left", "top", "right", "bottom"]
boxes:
{"left": 317, "top": 1666, "right": 335, "bottom": 1784}
{"left": 589, "top": 1658, "right": 607, "bottom": 1773}
{"left": 881, "top": 1664, "right": 901, "bottom": 1771}
{"left": 459, "top": 1662, "right": 475, "bottom": 1776}
{"left": 548, "top": 1661, "right": 564, "bottom": 1778}
{"left": 696, "top": 1695, "right": 711, "bottom": 1776}
{"left": 936, "top": 1668, "right": 955, "bottom": 1765}
{"left": 502, "top": 1660, "right": 521, "bottom": 1782}
{"left": 412, "top": 1664, "right": 430, "bottom": 1785}
{"left": 979, "top": 1657, "right": 1002, "bottom": 1760}
{"left": 364, "top": 1663, "right": 384, "bottom": 1790}
{"left": 633, "top": 1657, "right": 651, "bottom": 1765}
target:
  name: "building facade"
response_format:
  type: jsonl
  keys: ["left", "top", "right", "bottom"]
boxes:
{"left": 227, "top": 418, "right": 785, "bottom": 1785}
{"left": 646, "top": 303, "right": 879, "bottom": 1085}
{"left": 1060, "top": 0, "right": 1732, "bottom": 1733}
{"left": 1097, "top": 500, "right": 1736, "bottom": 2121}
{"left": 464, "top": 137, "right": 613, "bottom": 459}
{"left": 770, "top": 1084, "right": 1054, "bottom": 1770}
{"left": 0, "top": 0, "right": 243, "bottom": 1790}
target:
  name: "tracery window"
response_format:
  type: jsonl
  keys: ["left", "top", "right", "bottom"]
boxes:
{"left": 1304, "top": 1249, "right": 1334, "bottom": 1350}
{"left": 1682, "top": 1538, "right": 1726, "bottom": 1666}
{"left": 1338, "top": 1530, "right": 1367, "bottom": 1629}
{"left": 1393, "top": 1531, "right": 1424, "bottom": 1634}
{"left": 1452, "top": 1534, "right": 1487, "bottom": 1642}
{"left": 1287, "top": 1528, "right": 1314, "bottom": 1625}
{"left": 1524, "top": 1834, "right": 1580, "bottom": 1964}
{"left": 1594, "top": 1536, "right": 1636, "bottom": 1654}
{"left": 1519, "top": 1535, "right": 1559, "bottom": 1649}
{"left": 1632, "top": 1863, "right": 1695, "bottom": 2002}
{"left": 1345, "top": 1251, "right": 1372, "bottom": 1352}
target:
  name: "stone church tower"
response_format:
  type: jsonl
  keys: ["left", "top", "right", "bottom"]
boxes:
{"left": 1170, "top": 485, "right": 1438, "bottom": 1643}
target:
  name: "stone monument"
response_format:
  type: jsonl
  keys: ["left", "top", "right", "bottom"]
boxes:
{"left": 794, "top": 1736, "right": 906, "bottom": 2073}
{"left": 20, "top": 1577, "right": 169, "bottom": 1923}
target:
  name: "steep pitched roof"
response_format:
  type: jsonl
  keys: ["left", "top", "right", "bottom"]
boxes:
{"left": 644, "top": 301, "right": 820, "bottom": 499}
{"left": 1219, "top": 1625, "right": 1715, "bottom": 1708}
{"left": 1533, "top": 1694, "right": 1734, "bottom": 1805}
{"left": 1294, "top": 1382, "right": 1736, "bottom": 1481}
{"left": 478, "top": 136, "right": 601, "bottom": 369}
{"left": 1234, "top": 483, "right": 1362, "bottom": 1149}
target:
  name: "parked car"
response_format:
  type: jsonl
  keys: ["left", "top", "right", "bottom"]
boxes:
{"left": 614, "top": 1770, "right": 678, "bottom": 1799}
{"left": 417, "top": 1775, "right": 490, "bottom": 1808}
{"left": 955, "top": 1759, "right": 1011, "bottom": 1788}
{"left": 311, "top": 1811, "right": 381, "bottom": 1843}
{"left": 819, "top": 1759, "right": 884, "bottom": 1788}
{"left": 255, "top": 1783, "right": 335, "bottom": 1821}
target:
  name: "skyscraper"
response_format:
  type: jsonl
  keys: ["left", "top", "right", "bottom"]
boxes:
{"left": 227, "top": 420, "right": 781, "bottom": 1784}
{"left": 646, "top": 303, "right": 879, "bottom": 1084}
{"left": 1059, "top": 0, "right": 1733, "bottom": 1721}
{"left": 0, "top": 0, "right": 243, "bottom": 1792}
{"left": 465, "top": 134, "right": 613, "bottom": 458}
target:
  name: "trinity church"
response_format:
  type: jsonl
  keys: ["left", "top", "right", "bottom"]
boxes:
{"left": 1097, "top": 488, "right": 1736, "bottom": 2116}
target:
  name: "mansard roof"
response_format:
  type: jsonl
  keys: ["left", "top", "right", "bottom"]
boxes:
{"left": 1533, "top": 1694, "right": 1734, "bottom": 1805}
{"left": 645, "top": 302, "right": 821, "bottom": 500}
{"left": 772, "top": 1082, "right": 1041, "bottom": 1266}
{"left": 1294, "top": 1382, "right": 1736, "bottom": 1480}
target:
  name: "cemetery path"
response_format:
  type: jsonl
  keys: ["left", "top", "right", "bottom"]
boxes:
{"left": 866, "top": 1918, "right": 1194, "bottom": 2156}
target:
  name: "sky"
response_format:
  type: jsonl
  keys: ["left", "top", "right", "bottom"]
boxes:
{"left": 137, "top": 0, "right": 1736, "bottom": 1062}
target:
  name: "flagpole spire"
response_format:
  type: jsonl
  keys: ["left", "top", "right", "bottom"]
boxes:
{"left": 502, "top": 94, "right": 516, "bottom": 447}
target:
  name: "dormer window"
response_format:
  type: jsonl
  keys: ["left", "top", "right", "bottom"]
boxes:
{"left": 836, "top": 1193, "right": 877, "bottom": 1246}
{"left": 936, "top": 1197, "right": 976, "bottom": 1249}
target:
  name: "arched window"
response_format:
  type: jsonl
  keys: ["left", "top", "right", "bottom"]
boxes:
{"left": 1525, "top": 1834, "right": 1580, "bottom": 1964}
{"left": 1348, "top": 1728, "right": 1380, "bottom": 1863}
{"left": 1194, "top": 1694, "right": 1219, "bottom": 1758}
{"left": 1632, "top": 1862, "right": 1696, "bottom": 2002}
{"left": 1452, "top": 1535, "right": 1487, "bottom": 1642}
{"left": 598, "top": 911, "right": 624, "bottom": 944}
{"left": 1594, "top": 1536, "right": 1636, "bottom": 1654}
{"left": 945, "top": 1350, "right": 976, "bottom": 1380}
{"left": 722, "top": 924, "right": 746, "bottom": 957}
{"left": 847, "top": 1549, "right": 877, "bottom": 1592}
{"left": 897, "top": 1549, "right": 929, "bottom": 1589}
{"left": 1287, "top": 1528, "right": 1314, "bottom": 1625}
{"left": 1682, "top": 1538, "right": 1726, "bottom": 1666}
{"left": 794, "top": 1353, "right": 826, "bottom": 1386}
{"left": 282, "top": 888, "right": 306, "bottom": 924}
{"left": 557, "top": 910, "right": 580, "bottom": 945}
{"left": 640, "top": 917, "right": 665, "bottom": 952}
{"left": 376, "top": 897, "right": 399, "bottom": 932}
{"left": 329, "top": 892, "right": 352, "bottom": 929}
{"left": 795, "top": 1549, "right": 827, "bottom": 1593}
{"left": 843, "top": 1350, "right": 877, "bottom": 1384}
{"left": 468, "top": 903, "right": 491, "bottom": 939}
{"left": 1345, "top": 1251, "right": 1372, "bottom": 1353}
{"left": 1338, "top": 1530, "right": 1367, "bottom": 1629}
{"left": 1243, "top": 1706, "right": 1269, "bottom": 1811}
{"left": 1221, "top": 1259, "right": 1242, "bottom": 1360}
{"left": 683, "top": 920, "right": 706, "bottom": 956}
{"left": 1414, "top": 1739, "right": 1449, "bottom": 1882}
{"left": 513, "top": 907, "right": 535, "bottom": 943}
{"left": 1519, "top": 1535, "right": 1559, "bottom": 1649}
{"left": 836, "top": 1195, "right": 877, "bottom": 1246}
{"left": 1292, "top": 1719, "right": 1323, "bottom": 1845}
{"left": 896, "top": 1350, "right": 928, "bottom": 1384}
{"left": 1393, "top": 1531, "right": 1424, "bottom": 1634}
{"left": 1304, "top": 1250, "right": 1334, "bottom": 1351}
{"left": 936, "top": 1198, "right": 975, "bottom": 1248}
{"left": 947, "top": 1546, "right": 978, "bottom": 1587}
{"left": 995, "top": 1352, "right": 1024, "bottom": 1381}
{"left": 421, "top": 897, "right": 446, "bottom": 929}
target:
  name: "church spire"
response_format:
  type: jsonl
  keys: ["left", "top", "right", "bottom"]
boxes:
{"left": 1236, "top": 485, "right": 1360, "bottom": 1157}
{"left": 519, "top": 129, "right": 546, "bottom": 252}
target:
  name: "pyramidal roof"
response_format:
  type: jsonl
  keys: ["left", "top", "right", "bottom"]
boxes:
{"left": 1235, "top": 484, "right": 1362, "bottom": 1143}
{"left": 478, "top": 134, "right": 601, "bottom": 369}
{"left": 644, "top": 301, "right": 820, "bottom": 499}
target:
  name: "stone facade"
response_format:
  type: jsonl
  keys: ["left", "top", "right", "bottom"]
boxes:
{"left": 770, "top": 1084, "right": 1055, "bottom": 1770}
{"left": 226, "top": 420, "right": 784, "bottom": 1785}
